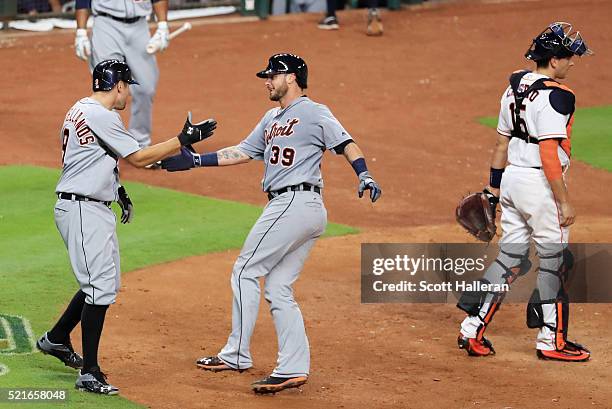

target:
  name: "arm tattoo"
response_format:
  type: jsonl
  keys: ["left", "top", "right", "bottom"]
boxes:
{"left": 217, "top": 146, "right": 249, "bottom": 163}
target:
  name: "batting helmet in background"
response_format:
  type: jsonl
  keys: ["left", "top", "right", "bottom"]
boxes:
{"left": 92, "top": 59, "right": 139, "bottom": 92}
{"left": 525, "top": 22, "right": 593, "bottom": 61}
{"left": 256, "top": 53, "right": 308, "bottom": 89}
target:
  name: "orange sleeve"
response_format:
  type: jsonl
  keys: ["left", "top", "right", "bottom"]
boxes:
{"left": 540, "top": 139, "right": 563, "bottom": 181}
{"left": 560, "top": 114, "right": 574, "bottom": 158}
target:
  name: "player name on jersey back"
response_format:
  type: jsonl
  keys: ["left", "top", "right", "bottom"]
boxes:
{"left": 64, "top": 106, "right": 95, "bottom": 146}
{"left": 497, "top": 72, "right": 572, "bottom": 168}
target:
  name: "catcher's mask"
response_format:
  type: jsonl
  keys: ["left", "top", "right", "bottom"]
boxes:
{"left": 525, "top": 22, "right": 593, "bottom": 62}
{"left": 93, "top": 59, "right": 139, "bottom": 92}
{"left": 256, "top": 53, "right": 308, "bottom": 89}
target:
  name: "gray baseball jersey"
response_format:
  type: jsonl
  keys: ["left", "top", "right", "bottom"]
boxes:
{"left": 56, "top": 97, "right": 140, "bottom": 202}
{"left": 238, "top": 96, "right": 352, "bottom": 192}
{"left": 91, "top": 0, "right": 152, "bottom": 19}
{"left": 55, "top": 97, "right": 139, "bottom": 306}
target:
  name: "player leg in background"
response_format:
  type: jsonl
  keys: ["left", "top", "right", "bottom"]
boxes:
{"left": 366, "top": 0, "right": 383, "bottom": 36}
{"left": 90, "top": 17, "right": 157, "bottom": 148}
{"left": 292, "top": 0, "right": 326, "bottom": 14}
{"left": 89, "top": 16, "right": 124, "bottom": 70}
{"left": 216, "top": 191, "right": 327, "bottom": 371}
{"left": 124, "top": 19, "right": 159, "bottom": 148}
{"left": 458, "top": 167, "right": 531, "bottom": 356}
{"left": 318, "top": 0, "right": 340, "bottom": 29}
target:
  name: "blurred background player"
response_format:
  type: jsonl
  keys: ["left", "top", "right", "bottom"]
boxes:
{"left": 18, "top": 0, "right": 62, "bottom": 14}
{"left": 74, "top": 0, "right": 170, "bottom": 149}
{"left": 318, "top": 0, "right": 382, "bottom": 35}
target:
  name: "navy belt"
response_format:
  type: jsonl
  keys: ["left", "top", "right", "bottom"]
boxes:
{"left": 267, "top": 183, "right": 321, "bottom": 201}
{"left": 58, "top": 192, "right": 111, "bottom": 207}
{"left": 96, "top": 12, "right": 143, "bottom": 24}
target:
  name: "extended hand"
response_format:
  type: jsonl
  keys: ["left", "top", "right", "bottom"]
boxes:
{"left": 161, "top": 146, "right": 200, "bottom": 172}
{"left": 177, "top": 112, "right": 217, "bottom": 146}
{"left": 75, "top": 28, "right": 91, "bottom": 61}
{"left": 117, "top": 186, "right": 134, "bottom": 224}
{"left": 358, "top": 171, "right": 382, "bottom": 203}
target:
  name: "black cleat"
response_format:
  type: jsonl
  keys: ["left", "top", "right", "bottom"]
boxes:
{"left": 196, "top": 356, "right": 246, "bottom": 372}
{"left": 36, "top": 332, "right": 83, "bottom": 369}
{"left": 318, "top": 16, "right": 339, "bottom": 30}
{"left": 75, "top": 369, "right": 119, "bottom": 395}
{"left": 251, "top": 375, "right": 308, "bottom": 394}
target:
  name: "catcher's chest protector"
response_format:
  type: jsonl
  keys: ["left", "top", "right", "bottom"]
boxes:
{"left": 508, "top": 70, "right": 575, "bottom": 145}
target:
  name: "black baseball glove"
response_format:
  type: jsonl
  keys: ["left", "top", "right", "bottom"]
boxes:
{"left": 177, "top": 112, "right": 217, "bottom": 146}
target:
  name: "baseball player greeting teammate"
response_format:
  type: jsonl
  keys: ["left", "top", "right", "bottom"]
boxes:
{"left": 37, "top": 59, "right": 216, "bottom": 395}
{"left": 74, "top": 0, "right": 169, "bottom": 148}
{"left": 457, "top": 23, "right": 592, "bottom": 361}
{"left": 161, "top": 53, "right": 382, "bottom": 394}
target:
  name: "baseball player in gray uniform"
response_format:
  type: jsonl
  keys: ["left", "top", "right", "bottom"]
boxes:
{"left": 74, "top": 0, "right": 169, "bottom": 148}
{"left": 36, "top": 60, "right": 216, "bottom": 395}
{"left": 161, "top": 53, "right": 382, "bottom": 394}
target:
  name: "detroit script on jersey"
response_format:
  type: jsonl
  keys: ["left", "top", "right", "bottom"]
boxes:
{"left": 238, "top": 96, "right": 352, "bottom": 192}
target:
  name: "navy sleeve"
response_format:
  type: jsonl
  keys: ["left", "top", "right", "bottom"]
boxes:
{"left": 332, "top": 139, "right": 354, "bottom": 154}
{"left": 75, "top": 0, "right": 91, "bottom": 9}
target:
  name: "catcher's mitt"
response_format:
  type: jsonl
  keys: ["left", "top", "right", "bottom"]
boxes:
{"left": 456, "top": 189, "right": 499, "bottom": 242}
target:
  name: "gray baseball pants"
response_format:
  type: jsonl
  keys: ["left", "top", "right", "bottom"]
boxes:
{"left": 54, "top": 198, "right": 121, "bottom": 306}
{"left": 218, "top": 190, "right": 327, "bottom": 377}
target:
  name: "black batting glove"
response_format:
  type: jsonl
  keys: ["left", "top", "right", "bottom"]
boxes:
{"left": 177, "top": 112, "right": 217, "bottom": 146}
{"left": 358, "top": 171, "right": 382, "bottom": 203}
{"left": 117, "top": 186, "right": 134, "bottom": 224}
{"left": 161, "top": 146, "right": 200, "bottom": 172}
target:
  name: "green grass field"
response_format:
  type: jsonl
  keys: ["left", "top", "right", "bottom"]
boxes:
{"left": 478, "top": 105, "right": 612, "bottom": 172}
{"left": 0, "top": 165, "right": 357, "bottom": 408}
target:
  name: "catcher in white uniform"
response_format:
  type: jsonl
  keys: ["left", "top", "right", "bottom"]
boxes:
{"left": 457, "top": 22, "right": 593, "bottom": 361}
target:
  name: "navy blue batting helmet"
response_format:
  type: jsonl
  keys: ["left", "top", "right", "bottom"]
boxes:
{"left": 525, "top": 22, "right": 593, "bottom": 61}
{"left": 256, "top": 53, "right": 308, "bottom": 89}
{"left": 92, "top": 59, "right": 138, "bottom": 92}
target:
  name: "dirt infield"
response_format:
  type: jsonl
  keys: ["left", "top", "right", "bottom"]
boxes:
{"left": 2, "top": 0, "right": 612, "bottom": 407}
